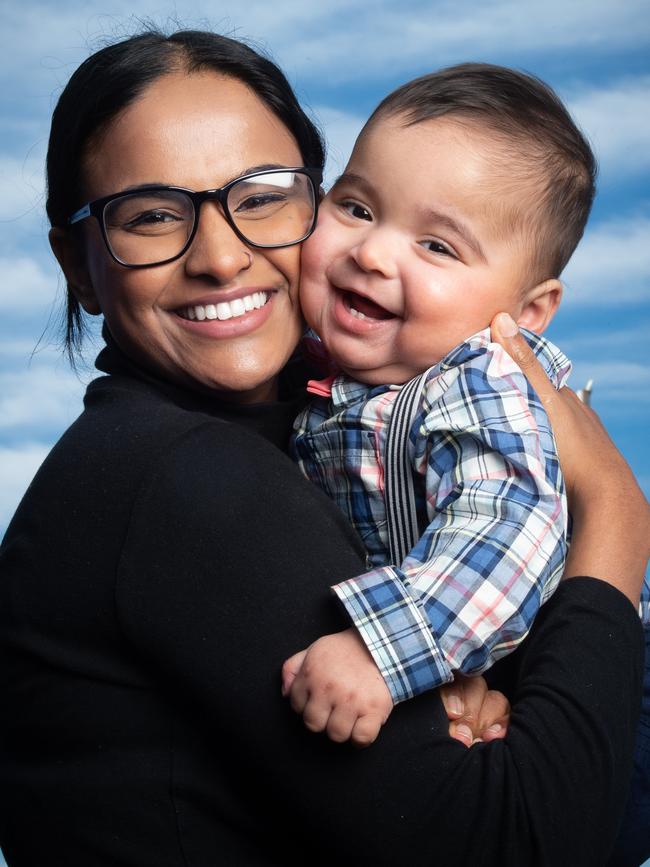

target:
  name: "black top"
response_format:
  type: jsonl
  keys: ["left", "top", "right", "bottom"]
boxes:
{"left": 0, "top": 339, "right": 644, "bottom": 867}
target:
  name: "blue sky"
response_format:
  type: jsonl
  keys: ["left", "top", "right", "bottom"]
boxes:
{"left": 2, "top": 0, "right": 650, "bottom": 542}
{"left": 0, "top": 1, "right": 649, "bottom": 863}
{"left": 1, "top": 0, "right": 649, "bottom": 536}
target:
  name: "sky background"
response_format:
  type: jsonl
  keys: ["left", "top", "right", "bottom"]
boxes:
{"left": 0, "top": 1, "right": 649, "bottom": 861}
{"left": 1, "top": 0, "right": 649, "bottom": 537}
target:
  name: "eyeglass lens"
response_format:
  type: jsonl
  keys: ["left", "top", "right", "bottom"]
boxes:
{"left": 102, "top": 170, "right": 316, "bottom": 266}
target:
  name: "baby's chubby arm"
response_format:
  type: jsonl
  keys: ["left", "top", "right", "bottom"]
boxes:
{"left": 281, "top": 627, "right": 393, "bottom": 747}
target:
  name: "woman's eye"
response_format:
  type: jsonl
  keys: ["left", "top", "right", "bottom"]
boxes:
{"left": 235, "top": 193, "right": 286, "bottom": 213}
{"left": 124, "top": 210, "right": 182, "bottom": 229}
{"left": 341, "top": 200, "right": 372, "bottom": 221}
{"left": 420, "top": 239, "right": 456, "bottom": 258}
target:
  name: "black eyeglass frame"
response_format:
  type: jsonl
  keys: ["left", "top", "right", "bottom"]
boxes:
{"left": 67, "top": 167, "right": 323, "bottom": 269}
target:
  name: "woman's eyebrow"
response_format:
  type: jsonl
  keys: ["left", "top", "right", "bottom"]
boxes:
{"left": 119, "top": 182, "right": 174, "bottom": 192}
{"left": 118, "top": 165, "right": 295, "bottom": 194}
{"left": 422, "top": 207, "right": 486, "bottom": 261}
{"left": 240, "top": 162, "right": 293, "bottom": 175}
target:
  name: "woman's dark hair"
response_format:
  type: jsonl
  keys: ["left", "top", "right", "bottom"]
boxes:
{"left": 46, "top": 29, "right": 325, "bottom": 356}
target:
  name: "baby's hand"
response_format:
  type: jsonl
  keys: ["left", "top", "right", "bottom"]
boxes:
{"left": 281, "top": 627, "right": 393, "bottom": 747}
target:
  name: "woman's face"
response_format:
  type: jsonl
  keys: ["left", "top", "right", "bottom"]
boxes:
{"left": 70, "top": 71, "right": 305, "bottom": 402}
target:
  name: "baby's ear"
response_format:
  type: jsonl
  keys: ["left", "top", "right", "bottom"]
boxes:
{"left": 49, "top": 227, "right": 101, "bottom": 315}
{"left": 516, "top": 278, "right": 562, "bottom": 335}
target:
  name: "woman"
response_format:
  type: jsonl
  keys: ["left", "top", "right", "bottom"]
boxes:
{"left": 0, "top": 30, "right": 647, "bottom": 866}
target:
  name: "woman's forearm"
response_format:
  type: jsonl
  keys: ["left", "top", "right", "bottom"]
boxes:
{"left": 491, "top": 312, "right": 650, "bottom": 608}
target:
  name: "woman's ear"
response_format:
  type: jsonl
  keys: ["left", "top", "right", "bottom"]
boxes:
{"left": 516, "top": 278, "right": 562, "bottom": 335}
{"left": 49, "top": 227, "right": 101, "bottom": 315}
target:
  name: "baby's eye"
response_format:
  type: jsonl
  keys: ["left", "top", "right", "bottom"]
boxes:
{"left": 420, "top": 239, "right": 456, "bottom": 258}
{"left": 341, "top": 200, "right": 372, "bottom": 221}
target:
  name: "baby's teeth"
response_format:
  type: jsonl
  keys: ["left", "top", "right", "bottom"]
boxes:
{"left": 350, "top": 306, "right": 366, "bottom": 320}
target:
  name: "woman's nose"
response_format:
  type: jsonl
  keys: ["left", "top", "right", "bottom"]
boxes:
{"left": 351, "top": 228, "right": 398, "bottom": 279}
{"left": 184, "top": 202, "right": 253, "bottom": 281}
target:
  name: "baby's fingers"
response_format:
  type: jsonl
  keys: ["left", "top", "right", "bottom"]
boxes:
{"left": 281, "top": 649, "right": 307, "bottom": 697}
{"left": 350, "top": 712, "right": 385, "bottom": 748}
{"left": 302, "top": 695, "right": 334, "bottom": 734}
{"left": 325, "top": 704, "right": 358, "bottom": 743}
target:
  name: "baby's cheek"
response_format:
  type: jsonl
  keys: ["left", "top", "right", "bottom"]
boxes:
{"left": 300, "top": 231, "right": 325, "bottom": 280}
{"left": 298, "top": 252, "right": 326, "bottom": 311}
{"left": 297, "top": 268, "right": 321, "bottom": 329}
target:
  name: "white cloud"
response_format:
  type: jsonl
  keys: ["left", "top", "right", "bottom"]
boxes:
{"left": 558, "top": 323, "right": 650, "bottom": 357}
{"left": 0, "top": 363, "right": 86, "bottom": 433}
{"left": 568, "top": 360, "right": 650, "bottom": 402}
{"left": 567, "top": 77, "right": 650, "bottom": 182}
{"left": 0, "top": 256, "right": 62, "bottom": 313}
{"left": 3, "top": 0, "right": 650, "bottom": 94}
{"left": 270, "top": 0, "right": 650, "bottom": 83}
{"left": 0, "top": 153, "right": 47, "bottom": 225}
{"left": 0, "top": 338, "right": 46, "bottom": 358}
{"left": 0, "top": 442, "right": 52, "bottom": 532}
{"left": 313, "top": 106, "right": 365, "bottom": 187}
{"left": 562, "top": 216, "right": 650, "bottom": 307}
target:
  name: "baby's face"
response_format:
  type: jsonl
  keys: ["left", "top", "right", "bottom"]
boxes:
{"left": 300, "top": 115, "right": 535, "bottom": 385}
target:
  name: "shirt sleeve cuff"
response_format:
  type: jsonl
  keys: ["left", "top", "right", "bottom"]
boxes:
{"left": 332, "top": 567, "right": 452, "bottom": 703}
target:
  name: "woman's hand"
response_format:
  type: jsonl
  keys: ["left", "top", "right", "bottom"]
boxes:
{"left": 440, "top": 674, "right": 510, "bottom": 746}
{"left": 491, "top": 313, "right": 650, "bottom": 606}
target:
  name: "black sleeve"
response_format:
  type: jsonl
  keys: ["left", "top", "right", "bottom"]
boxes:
{"left": 116, "top": 422, "right": 644, "bottom": 867}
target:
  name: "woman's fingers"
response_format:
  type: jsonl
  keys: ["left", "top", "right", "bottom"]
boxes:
{"left": 477, "top": 690, "right": 510, "bottom": 741}
{"left": 439, "top": 679, "right": 465, "bottom": 719}
{"left": 445, "top": 675, "right": 485, "bottom": 745}
{"left": 443, "top": 674, "right": 511, "bottom": 746}
{"left": 490, "top": 311, "right": 612, "bottom": 496}
{"left": 491, "top": 313, "right": 561, "bottom": 409}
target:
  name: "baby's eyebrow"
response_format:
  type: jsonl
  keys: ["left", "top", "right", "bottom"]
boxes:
{"left": 331, "top": 171, "right": 374, "bottom": 195}
{"left": 422, "top": 208, "right": 486, "bottom": 261}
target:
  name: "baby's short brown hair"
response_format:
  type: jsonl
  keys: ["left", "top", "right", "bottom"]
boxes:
{"left": 365, "top": 63, "right": 597, "bottom": 283}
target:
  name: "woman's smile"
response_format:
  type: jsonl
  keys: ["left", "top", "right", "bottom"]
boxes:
{"left": 173, "top": 286, "right": 278, "bottom": 338}
{"left": 179, "top": 289, "right": 271, "bottom": 322}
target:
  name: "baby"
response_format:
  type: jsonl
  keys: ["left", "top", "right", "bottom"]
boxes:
{"left": 283, "top": 63, "right": 594, "bottom": 745}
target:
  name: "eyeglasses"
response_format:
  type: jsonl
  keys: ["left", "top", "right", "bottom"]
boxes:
{"left": 68, "top": 167, "right": 322, "bottom": 268}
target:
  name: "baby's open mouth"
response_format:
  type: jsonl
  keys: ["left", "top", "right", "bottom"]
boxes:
{"left": 343, "top": 290, "right": 395, "bottom": 321}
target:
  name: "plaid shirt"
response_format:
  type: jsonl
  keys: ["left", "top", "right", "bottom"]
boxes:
{"left": 293, "top": 328, "right": 573, "bottom": 703}
{"left": 293, "top": 328, "right": 650, "bottom": 702}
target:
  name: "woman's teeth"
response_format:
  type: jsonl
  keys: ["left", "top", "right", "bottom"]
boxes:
{"left": 183, "top": 291, "right": 269, "bottom": 321}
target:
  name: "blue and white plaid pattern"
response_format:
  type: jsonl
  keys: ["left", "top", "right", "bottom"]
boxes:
{"left": 293, "top": 329, "right": 567, "bottom": 702}
{"left": 293, "top": 327, "right": 650, "bottom": 702}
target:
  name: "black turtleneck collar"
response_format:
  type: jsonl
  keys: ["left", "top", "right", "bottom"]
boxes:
{"left": 91, "top": 325, "right": 313, "bottom": 453}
